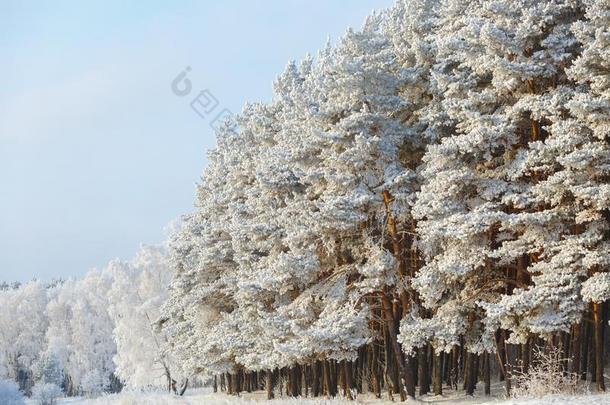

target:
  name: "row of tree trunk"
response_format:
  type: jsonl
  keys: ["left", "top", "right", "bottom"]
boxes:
{"left": 212, "top": 301, "right": 607, "bottom": 400}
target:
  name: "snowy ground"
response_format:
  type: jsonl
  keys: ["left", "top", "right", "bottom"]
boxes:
{"left": 29, "top": 386, "right": 610, "bottom": 405}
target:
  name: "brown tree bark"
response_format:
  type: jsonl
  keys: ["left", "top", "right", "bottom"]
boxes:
{"left": 227, "top": 373, "right": 234, "bottom": 395}
{"left": 339, "top": 361, "right": 346, "bottom": 397}
{"left": 592, "top": 302, "right": 606, "bottom": 391}
{"left": 451, "top": 345, "right": 460, "bottom": 390}
{"left": 505, "top": 348, "right": 512, "bottom": 396}
{"left": 382, "top": 309, "right": 399, "bottom": 396}
{"left": 464, "top": 352, "right": 476, "bottom": 395}
{"left": 341, "top": 360, "right": 354, "bottom": 400}
{"left": 312, "top": 361, "right": 320, "bottom": 397}
{"left": 483, "top": 353, "right": 491, "bottom": 396}
{"left": 562, "top": 332, "right": 571, "bottom": 374}
{"left": 290, "top": 365, "right": 301, "bottom": 397}
{"left": 266, "top": 370, "right": 274, "bottom": 400}
{"left": 381, "top": 292, "right": 416, "bottom": 399}
{"left": 358, "top": 346, "right": 367, "bottom": 395}
{"left": 433, "top": 352, "right": 442, "bottom": 395}
{"left": 589, "top": 327, "right": 597, "bottom": 383}
{"left": 381, "top": 191, "right": 418, "bottom": 400}
{"left": 521, "top": 338, "right": 530, "bottom": 375}
{"left": 418, "top": 346, "right": 430, "bottom": 395}
{"left": 330, "top": 360, "right": 338, "bottom": 397}
{"left": 581, "top": 319, "right": 590, "bottom": 380}
{"left": 572, "top": 323, "right": 582, "bottom": 376}
{"left": 371, "top": 342, "right": 381, "bottom": 398}
{"left": 497, "top": 330, "right": 507, "bottom": 382}
{"left": 300, "top": 365, "right": 309, "bottom": 398}
{"left": 236, "top": 371, "right": 241, "bottom": 394}
{"left": 323, "top": 360, "right": 331, "bottom": 398}
{"left": 246, "top": 372, "right": 252, "bottom": 393}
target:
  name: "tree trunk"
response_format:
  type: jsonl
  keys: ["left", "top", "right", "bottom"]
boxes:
{"left": 266, "top": 370, "right": 275, "bottom": 400}
{"left": 505, "top": 347, "right": 512, "bottom": 396}
{"left": 383, "top": 323, "right": 400, "bottom": 396}
{"left": 371, "top": 342, "right": 381, "bottom": 398}
{"left": 341, "top": 360, "right": 354, "bottom": 400}
{"left": 589, "top": 327, "right": 597, "bottom": 383}
{"left": 451, "top": 345, "right": 460, "bottom": 390}
{"left": 464, "top": 352, "right": 476, "bottom": 395}
{"left": 484, "top": 353, "right": 491, "bottom": 396}
{"left": 382, "top": 191, "right": 411, "bottom": 312}
{"left": 339, "top": 361, "right": 346, "bottom": 397}
{"left": 179, "top": 379, "right": 188, "bottom": 396}
{"left": 433, "top": 352, "right": 442, "bottom": 395}
{"left": 593, "top": 302, "right": 606, "bottom": 391}
{"left": 291, "top": 365, "right": 301, "bottom": 397}
{"left": 312, "top": 361, "right": 320, "bottom": 397}
{"left": 418, "top": 346, "right": 430, "bottom": 395}
{"left": 347, "top": 360, "right": 354, "bottom": 400}
{"left": 562, "top": 332, "right": 571, "bottom": 374}
{"left": 497, "top": 330, "right": 507, "bottom": 382}
{"left": 443, "top": 350, "right": 451, "bottom": 386}
{"left": 227, "top": 373, "right": 234, "bottom": 395}
{"left": 358, "top": 346, "right": 366, "bottom": 394}
{"left": 382, "top": 191, "right": 422, "bottom": 401}
{"left": 381, "top": 292, "right": 416, "bottom": 400}
{"left": 330, "top": 360, "right": 339, "bottom": 397}
{"left": 582, "top": 319, "right": 590, "bottom": 380}
{"left": 572, "top": 322, "right": 581, "bottom": 376}
{"left": 473, "top": 354, "right": 480, "bottom": 391}
{"left": 323, "top": 360, "right": 332, "bottom": 398}
{"left": 521, "top": 338, "right": 530, "bottom": 375}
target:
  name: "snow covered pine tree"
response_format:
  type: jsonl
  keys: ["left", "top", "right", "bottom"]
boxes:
{"left": 162, "top": 0, "right": 609, "bottom": 400}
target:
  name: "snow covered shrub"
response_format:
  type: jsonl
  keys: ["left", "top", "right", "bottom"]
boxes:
{"left": 0, "top": 379, "right": 26, "bottom": 405}
{"left": 35, "top": 353, "right": 64, "bottom": 387}
{"left": 510, "top": 347, "right": 584, "bottom": 399}
{"left": 31, "top": 382, "right": 63, "bottom": 405}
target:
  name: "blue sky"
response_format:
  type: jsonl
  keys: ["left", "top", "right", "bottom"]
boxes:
{"left": 0, "top": 0, "right": 395, "bottom": 282}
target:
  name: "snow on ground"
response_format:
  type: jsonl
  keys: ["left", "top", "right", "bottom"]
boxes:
{"left": 29, "top": 387, "right": 610, "bottom": 405}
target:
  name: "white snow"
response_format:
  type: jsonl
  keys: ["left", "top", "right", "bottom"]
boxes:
{"left": 25, "top": 388, "right": 610, "bottom": 405}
